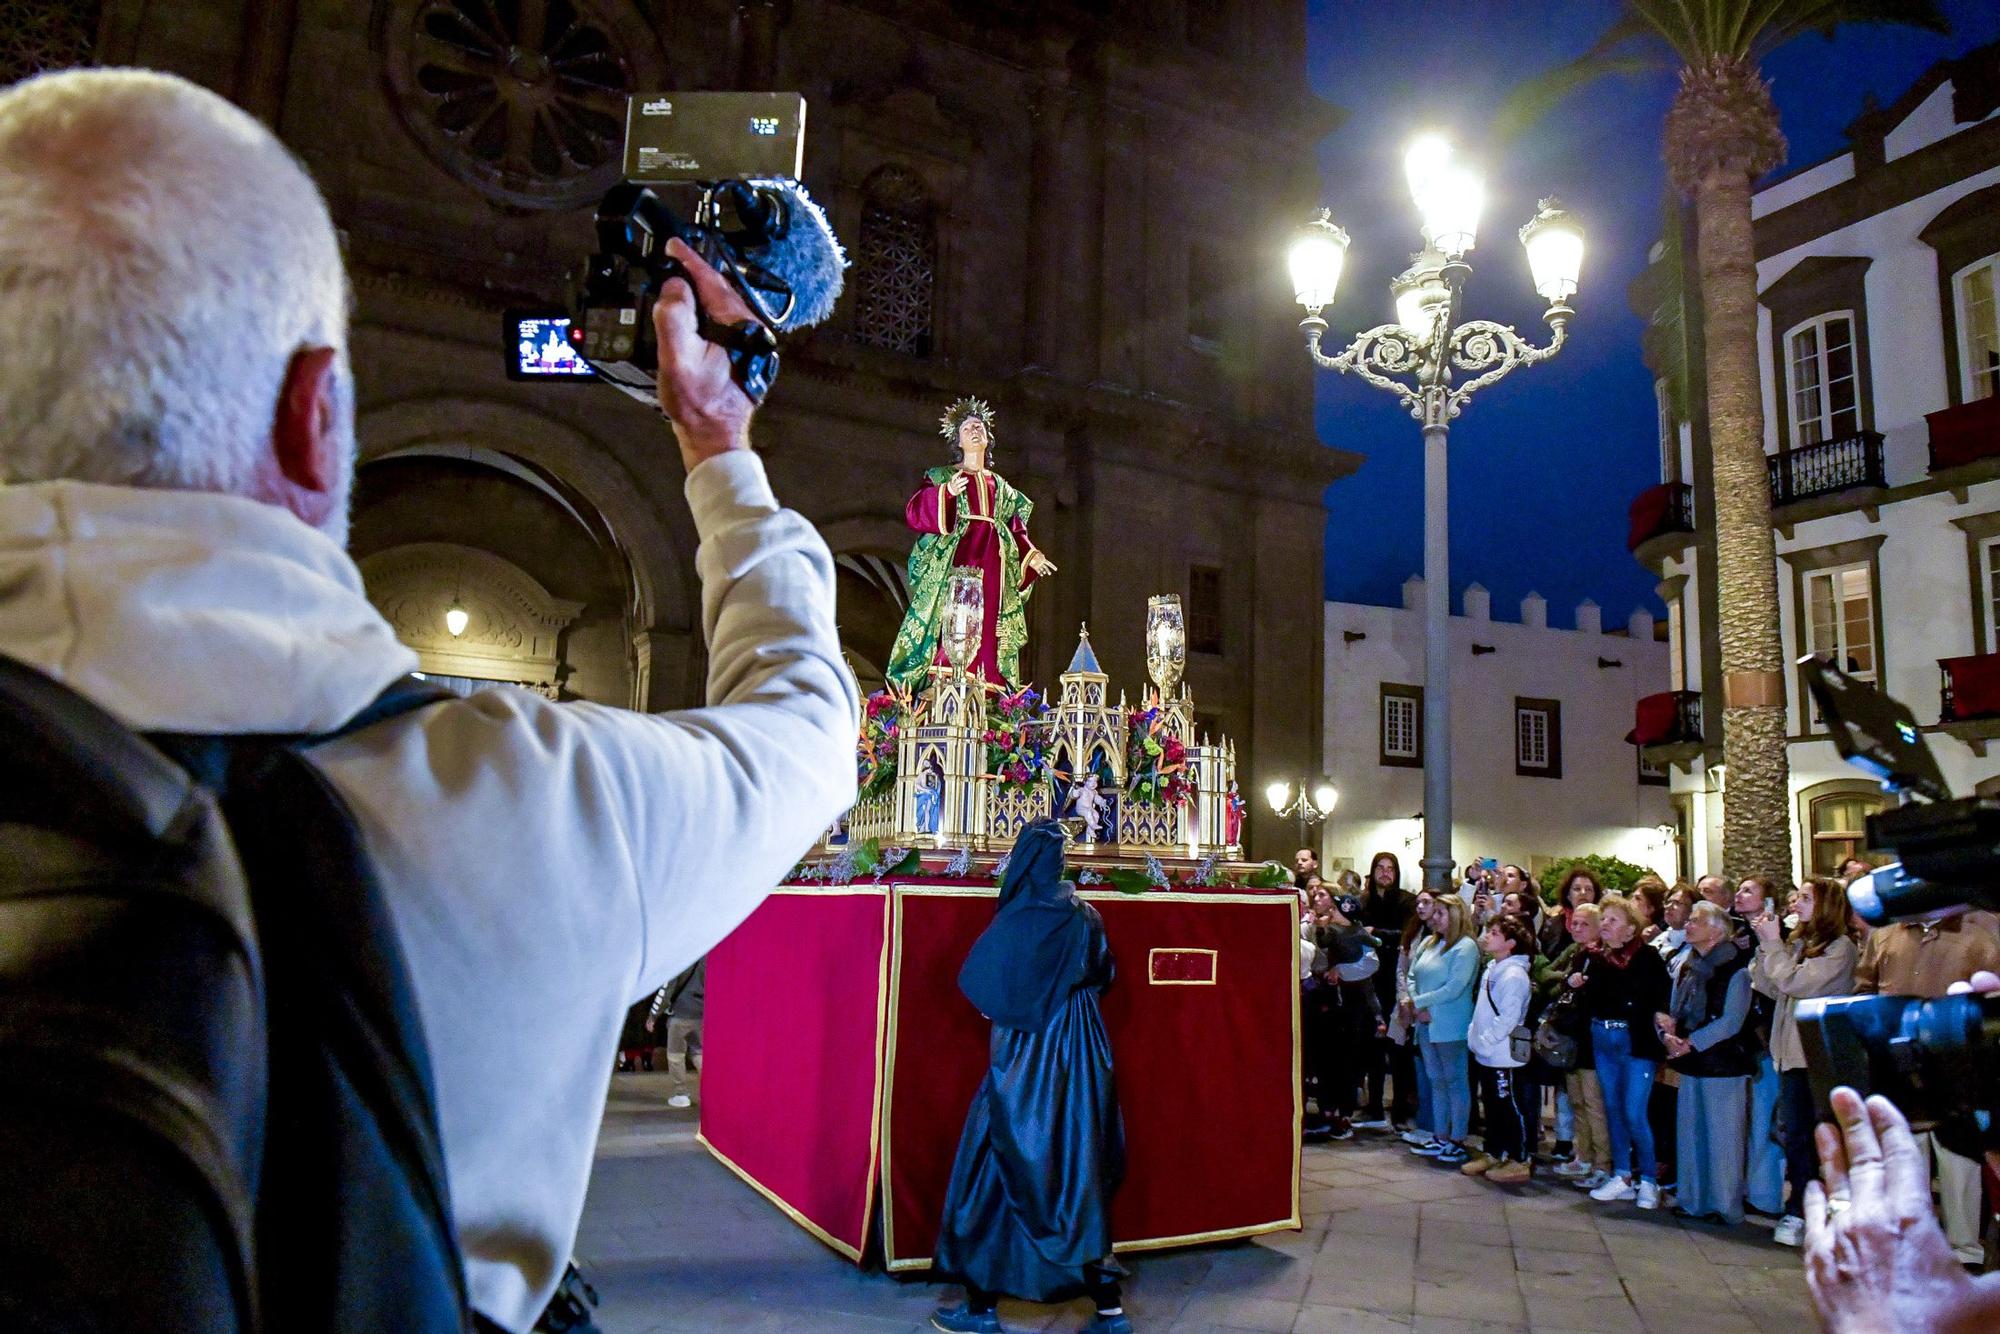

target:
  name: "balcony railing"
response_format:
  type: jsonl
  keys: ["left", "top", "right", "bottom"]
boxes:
{"left": 1627, "top": 482, "right": 1695, "bottom": 553}
{"left": 1767, "top": 430, "right": 1886, "bottom": 506}
{"left": 1628, "top": 690, "right": 1701, "bottom": 748}
{"left": 1940, "top": 652, "right": 2000, "bottom": 723}
{"left": 1926, "top": 395, "right": 2000, "bottom": 473}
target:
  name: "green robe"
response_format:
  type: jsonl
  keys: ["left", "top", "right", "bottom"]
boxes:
{"left": 886, "top": 465, "right": 1038, "bottom": 690}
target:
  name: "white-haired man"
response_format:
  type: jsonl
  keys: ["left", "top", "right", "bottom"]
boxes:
{"left": 0, "top": 68, "right": 858, "bottom": 1330}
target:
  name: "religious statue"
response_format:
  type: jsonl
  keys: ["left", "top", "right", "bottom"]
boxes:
{"left": 1069, "top": 772, "right": 1107, "bottom": 845}
{"left": 1224, "top": 781, "right": 1246, "bottom": 848}
{"left": 886, "top": 398, "right": 1055, "bottom": 690}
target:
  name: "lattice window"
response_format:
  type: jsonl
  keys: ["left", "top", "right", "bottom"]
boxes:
{"left": 853, "top": 166, "right": 936, "bottom": 356}
{"left": 0, "top": 0, "right": 100, "bottom": 84}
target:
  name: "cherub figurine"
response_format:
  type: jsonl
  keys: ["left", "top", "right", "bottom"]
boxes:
{"left": 1071, "top": 772, "right": 1106, "bottom": 844}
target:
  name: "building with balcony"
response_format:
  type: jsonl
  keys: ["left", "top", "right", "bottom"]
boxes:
{"left": 1632, "top": 39, "right": 2000, "bottom": 881}
{"left": 1320, "top": 581, "right": 1674, "bottom": 883}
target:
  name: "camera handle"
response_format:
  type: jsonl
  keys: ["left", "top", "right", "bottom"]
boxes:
{"left": 659, "top": 256, "right": 780, "bottom": 405}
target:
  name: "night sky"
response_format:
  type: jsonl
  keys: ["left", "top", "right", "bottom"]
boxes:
{"left": 1304, "top": 0, "right": 2000, "bottom": 627}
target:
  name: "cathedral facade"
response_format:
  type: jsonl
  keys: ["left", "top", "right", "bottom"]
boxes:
{"left": 38, "top": 0, "right": 1351, "bottom": 859}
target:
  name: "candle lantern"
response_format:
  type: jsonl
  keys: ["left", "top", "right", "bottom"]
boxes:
{"left": 1145, "top": 594, "right": 1186, "bottom": 695}
{"left": 942, "top": 568, "right": 985, "bottom": 672}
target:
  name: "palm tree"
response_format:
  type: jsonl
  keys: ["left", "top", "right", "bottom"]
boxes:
{"left": 1506, "top": 3, "right": 1947, "bottom": 884}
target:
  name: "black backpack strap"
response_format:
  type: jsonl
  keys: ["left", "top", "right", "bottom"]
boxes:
{"left": 150, "top": 676, "right": 470, "bottom": 1331}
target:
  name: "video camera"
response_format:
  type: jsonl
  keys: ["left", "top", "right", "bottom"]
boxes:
{"left": 508, "top": 92, "right": 845, "bottom": 408}
{"left": 1792, "top": 655, "right": 2000, "bottom": 1156}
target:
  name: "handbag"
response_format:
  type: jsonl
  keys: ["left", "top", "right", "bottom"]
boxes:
{"left": 1531, "top": 1004, "right": 1578, "bottom": 1070}
{"left": 1531, "top": 957, "right": 1591, "bottom": 1071}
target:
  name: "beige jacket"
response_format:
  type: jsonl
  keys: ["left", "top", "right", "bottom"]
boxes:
{"left": 1854, "top": 912, "right": 2000, "bottom": 1000}
{"left": 1750, "top": 934, "right": 1858, "bottom": 1072}
{"left": 0, "top": 457, "right": 859, "bottom": 1330}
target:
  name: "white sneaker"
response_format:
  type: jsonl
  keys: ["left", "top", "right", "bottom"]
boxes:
{"left": 1772, "top": 1215, "right": 1804, "bottom": 1247}
{"left": 1409, "top": 1139, "right": 1447, "bottom": 1157}
{"left": 668, "top": 1094, "right": 692, "bottom": 1109}
{"left": 1636, "top": 1180, "right": 1661, "bottom": 1210}
{"left": 1553, "top": 1158, "right": 1592, "bottom": 1179}
{"left": 1401, "top": 1128, "right": 1434, "bottom": 1146}
{"left": 1953, "top": 1243, "right": 1984, "bottom": 1267}
{"left": 1353, "top": 1117, "right": 1392, "bottom": 1131}
{"left": 1571, "top": 1170, "right": 1608, "bottom": 1190}
{"left": 1589, "top": 1174, "right": 1637, "bottom": 1203}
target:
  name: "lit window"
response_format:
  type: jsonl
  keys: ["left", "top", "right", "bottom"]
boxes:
{"left": 1808, "top": 791, "right": 1887, "bottom": 878}
{"left": 1515, "top": 698, "right": 1562, "bottom": 779}
{"left": 1380, "top": 684, "right": 1421, "bottom": 768}
{"left": 1655, "top": 378, "right": 1678, "bottom": 483}
{"left": 1803, "top": 562, "right": 1875, "bottom": 682}
{"left": 1785, "top": 313, "right": 1860, "bottom": 446}
{"left": 1957, "top": 256, "right": 2000, "bottom": 403}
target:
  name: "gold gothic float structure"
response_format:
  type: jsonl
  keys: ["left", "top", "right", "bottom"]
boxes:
{"left": 839, "top": 606, "right": 1245, "bottom": 861}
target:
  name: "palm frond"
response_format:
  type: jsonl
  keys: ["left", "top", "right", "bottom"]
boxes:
{"left": 1494, "top": 50, "right": 1665, "bottom": 147}
{"left": 1752, "top": 0, "right": 1950, "bottom": 61}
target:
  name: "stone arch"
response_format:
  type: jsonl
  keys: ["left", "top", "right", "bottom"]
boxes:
{"left": 356, "top": 396, "right": 693, "bottom": 636}
{"left": 822, "top": 512, "right": 916, "bottom": 698}
{"left": 359, "top": 541, "right": 582, "bottom": 689}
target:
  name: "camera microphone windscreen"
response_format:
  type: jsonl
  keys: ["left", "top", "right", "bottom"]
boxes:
{"left": 745, "top": 179, "right": 845, "bottom": 332}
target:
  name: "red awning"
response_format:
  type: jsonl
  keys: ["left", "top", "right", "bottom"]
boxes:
{"left": 1627, "top": 691, "right": 1682, "bottom": 746}
{"left": 1627, "top": 484, "right": 1672, "bottom": 552}
{"left": 1943, "top": 653, "right": 2000, "bottom": 721}
{"left": 1927, "top": 396, "right": 2000, "bottom": 471}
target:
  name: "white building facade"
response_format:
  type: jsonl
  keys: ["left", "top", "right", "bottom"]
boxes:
{"left": 1633, "top": 44, "right": 2000, "bottom": 882}
{"left": 1320, "top": 581, "right": 1675, "bottom": 883}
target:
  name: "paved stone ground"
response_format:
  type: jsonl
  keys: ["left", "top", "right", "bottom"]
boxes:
{"left": 577, "top": 1074, "right": 1816, "bottom": 1333}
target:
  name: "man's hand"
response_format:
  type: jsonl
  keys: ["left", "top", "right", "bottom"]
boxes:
{"left": 1804, "top": 1087, "right": 1988, "bottom": 1333}
{"left": 651, "top": 237, "right": 760, "bottom": 470}
{"left": 1026, "top": 550, "right": 1057, "bottom": 577}
{"left": 644, "top": 1016, "right": 656, "bottom": 1034}
{"left": 947, "top": 472, "right": 969, "bottom": 498}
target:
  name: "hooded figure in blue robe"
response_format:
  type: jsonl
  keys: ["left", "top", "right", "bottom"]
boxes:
{"left": 930, "top": 820, "right": 1128, "bottom": 1333}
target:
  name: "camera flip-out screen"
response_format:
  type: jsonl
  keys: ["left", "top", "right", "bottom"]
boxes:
{"left": 507, "top": 311, "right": 596, "bottom": 381}
{"left": 622, "top": 92, "right": 805, "bottom": 183}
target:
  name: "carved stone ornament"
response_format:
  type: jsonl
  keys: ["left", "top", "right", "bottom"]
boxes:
{"left": 376, "top": 0, "right": 668, "bottom": 209}
{"left": 359, "top": 541, "right": 585, "bottom": 685}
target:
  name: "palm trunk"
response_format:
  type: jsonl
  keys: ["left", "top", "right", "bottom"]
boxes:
{"left": 1690, "top": 163, "right": 1791, "bottom": 885}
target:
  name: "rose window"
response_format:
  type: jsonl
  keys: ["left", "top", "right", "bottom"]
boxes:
{"left": 380, "top": 0, "right": 663, "bottom": 209}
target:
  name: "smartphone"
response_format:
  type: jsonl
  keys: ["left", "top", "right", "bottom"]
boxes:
{"left": 1479, "top": 857, "right": 1499, "bottom": 873}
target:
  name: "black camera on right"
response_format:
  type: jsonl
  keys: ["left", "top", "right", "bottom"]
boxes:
{"left": 1792, "top": 655, "right": 2000, "bottom": 1156}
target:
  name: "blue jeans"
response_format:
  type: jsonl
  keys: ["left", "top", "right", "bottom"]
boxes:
{"left": 1592, "top": 1021, "right": 1658, "bottom": 1184}
{"left": 1555, "top": 1086, "right": 1575, "bottom": 1143}
{"left": 1747, "top": 1051, "right": 1785, "bottom": 1213}
{"left": 1418, "top": 1036, "right": 1472, "bottom": 1143}
{"left": 1413, "top": 1036, "right": 1434, "bottom": 1133}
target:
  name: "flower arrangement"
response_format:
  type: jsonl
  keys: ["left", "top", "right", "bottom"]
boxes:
{"left": 1124, "top": 703, "right": 1193, "bottom": 809}
{"left": 857, "top": 687, "right": 915, "bottom": 801}
{"left": 983, "top": 687, "right": 1051, "bottom": 795}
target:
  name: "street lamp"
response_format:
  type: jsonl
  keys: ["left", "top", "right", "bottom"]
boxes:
{"left": 1286, "top": 137, "right": 1583, "bottom": 893}
{"left": 1266, "top": 776, "right": 1339, "bottom": 851}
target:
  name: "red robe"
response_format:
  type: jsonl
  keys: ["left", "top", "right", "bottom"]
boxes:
{"left": 904, "top": 469, "right": 1043, "bottom": 685}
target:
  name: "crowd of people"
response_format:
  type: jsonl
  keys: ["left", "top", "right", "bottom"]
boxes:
{"left": 1292, "top": 848, "right": 2000, "bottom": 1262}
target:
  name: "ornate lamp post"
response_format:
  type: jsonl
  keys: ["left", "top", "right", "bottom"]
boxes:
{"left": 1265, "top": 777, "right": 1339, "bottom": 855}
{"left": 1286, "top": 135, "right": 1585, "bottom": 893}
